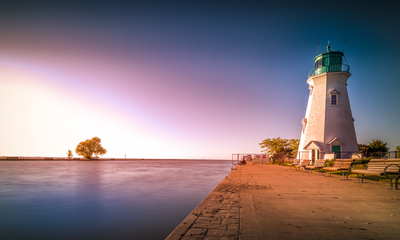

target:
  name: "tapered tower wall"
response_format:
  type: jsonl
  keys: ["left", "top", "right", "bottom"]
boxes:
{"left": 323, "top": 72, "right": 358, "bottom": 152}
{"left": 304, "top": 74, "right": 327, "bottom": 144}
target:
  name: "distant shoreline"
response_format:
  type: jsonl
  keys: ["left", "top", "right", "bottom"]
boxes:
{"left": 0, "top": 156, "right": 230, "bottom": 161}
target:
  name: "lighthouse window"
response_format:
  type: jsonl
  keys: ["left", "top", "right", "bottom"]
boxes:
{"left": 331, "top": 94, "right": 337, "bottom": 105}
{"left": 331, "top": 56, "right": 342, "bottom": 65}
{"left": 322, "top": 57, "right": 329, "bottom": 66}
{"left": 315, "top": 59, "right": 322, "bottom": 69}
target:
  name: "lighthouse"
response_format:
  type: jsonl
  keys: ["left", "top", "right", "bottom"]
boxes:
{"left": 298, "top": 43, "right": 358, "bottom": 161}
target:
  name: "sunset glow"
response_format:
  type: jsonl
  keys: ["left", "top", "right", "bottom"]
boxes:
{"left": 1, "top": 1, "right": 399, "bottom": 159}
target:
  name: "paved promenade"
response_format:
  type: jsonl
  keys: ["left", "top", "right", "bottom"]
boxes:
{"left": 166, "top": 164, "right": 400, "bottom": 240}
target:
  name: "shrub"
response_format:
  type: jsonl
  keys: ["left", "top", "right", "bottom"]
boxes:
{"left": 325, "top": 159, "right": 335, "bottom": 167}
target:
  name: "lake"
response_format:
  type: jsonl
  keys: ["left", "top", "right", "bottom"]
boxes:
{"left": 0, "top": 160, "right": 232, "bottom": 240}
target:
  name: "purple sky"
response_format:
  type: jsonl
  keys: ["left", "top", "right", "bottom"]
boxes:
{"left": 1, "top": 1, "right": 399, "bottom": 159}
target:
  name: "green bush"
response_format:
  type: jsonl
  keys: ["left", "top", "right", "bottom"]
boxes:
{"left": 353, "top": 158, "right": 372, "bottom": 165}
{"left": 325, "top": 159, "right": 335, "bottom": 167}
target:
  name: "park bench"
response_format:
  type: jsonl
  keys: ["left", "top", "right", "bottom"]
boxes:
{"left": 352, "top": 159, "right": 400, "bottom": 189}
{"left": 305, "top": 159, "right": 327, "bottom": 174}
{"left": 322, "top": 159, "right": 354, "bottom": 180}
{"left": 287, "top": 159, "right": 300, "bottom": 166}
{"left": 295, "top": 160, "right": 311, "bottom": 170}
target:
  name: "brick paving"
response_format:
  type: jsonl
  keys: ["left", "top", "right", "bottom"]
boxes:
{"left": 167, "top": 164, "right": 400, "bottom": 240}
{"left": 166, "top": 168, "right": 242, "bottom": 240}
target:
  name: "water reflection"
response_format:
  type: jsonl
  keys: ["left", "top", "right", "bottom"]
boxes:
{"left": 0, "top": 160, "right": 231, "bottom": 240}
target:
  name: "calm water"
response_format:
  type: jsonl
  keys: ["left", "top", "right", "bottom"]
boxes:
{"left": 0, "top": 160, "right": 231, "bottom": 240}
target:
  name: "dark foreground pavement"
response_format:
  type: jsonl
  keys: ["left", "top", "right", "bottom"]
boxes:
{"left": 166, "top": 164, "right": 400, "bottom": 240}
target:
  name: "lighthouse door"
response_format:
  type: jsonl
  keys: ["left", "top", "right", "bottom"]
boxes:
{"left": 332, "top": 145, "right": 341, "bottom": 159}
{"left": 311, "top": 150, "right": 315, "bottom": 162}
{"left": 311, "top": 150, "right": 320, "bottom": 163}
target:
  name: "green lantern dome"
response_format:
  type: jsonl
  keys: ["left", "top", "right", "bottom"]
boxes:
{"left": 308, "top": 43, "right": 350, "bottom": 78}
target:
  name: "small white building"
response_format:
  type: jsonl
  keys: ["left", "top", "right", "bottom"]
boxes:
{"left": 298, "top": 44, "right": 358, "bottom": 161}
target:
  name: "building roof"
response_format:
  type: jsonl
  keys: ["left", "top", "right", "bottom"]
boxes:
{"left": 303, "top": 140, "right": 323, "bottom": 150}
{"left": 328, "top": 137, "right": 343, "bottom": 145}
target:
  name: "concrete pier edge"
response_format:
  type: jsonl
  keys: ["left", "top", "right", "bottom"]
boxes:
{"left": 166, "top": 166, "right": 241, "bottom": 240}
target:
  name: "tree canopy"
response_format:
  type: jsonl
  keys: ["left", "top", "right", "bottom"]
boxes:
{"left": 67, "top": 149, "right": 73, "bottom": 159}
{"left": 357, "top": 144, "right": 369, "bottom": 153}
{"left": 368, "top": 139, "right": 389, "bottom": 153}
{"left": 75, "top": 137, "right": 107, "bottom": 159}
{"left": 358, "top": 139, "right": 390, "bottom": 158}
{"left": 259, "top": 137, "right": 299, "bottom": 158}
{"left": 359, "top": 139, "right": 389, "bottom": 153}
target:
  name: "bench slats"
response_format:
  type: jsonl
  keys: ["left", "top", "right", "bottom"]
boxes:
{"left": 288, "top": 159, "right": 300, "bottom": 166}
{"left": 323, "top": 162, "right": 352, "bottom": 171}
{"left": 295, "top": 160, "right": 311, "bottom": 169}
{"left": 353, "top": 159, "right": 400, "bottom": 189}
{"left": 322, "top": 159, "right": 355, "bottom": 180}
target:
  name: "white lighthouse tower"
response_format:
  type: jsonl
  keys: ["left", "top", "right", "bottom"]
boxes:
{"left": 298, "top": 43, "right": 358, "bottom": 161}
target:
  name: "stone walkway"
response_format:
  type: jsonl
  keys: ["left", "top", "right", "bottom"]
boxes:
{"left": 166, "top": 164, "right": 400, "bottom": 240}
{"left": 166, "top": 167, "right": 242, "bottom": 240}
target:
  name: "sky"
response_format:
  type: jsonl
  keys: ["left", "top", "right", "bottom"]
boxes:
{"left": 1, "top": 0, "right": 399, "bottom": 159}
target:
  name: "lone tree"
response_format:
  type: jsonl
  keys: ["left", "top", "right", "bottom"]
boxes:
{"left": 259, "top": 137, "right": 299, "bottom": 158}
{"left": 75, "top": 137, "right": 107, "bottom": 159}
{"left": 67, "top": 149, "right": 73, "bottom": 159}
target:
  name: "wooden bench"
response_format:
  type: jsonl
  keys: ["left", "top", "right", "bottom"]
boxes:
{"left": 305, "top": 159, "right": 327, "bottom": 174}
{"left": 295, "top": 160, "right": 311, "bottom": 170}
{"left": 322, "top": 159, "right": 354, "bottom": 180}
{"left": 352, "top": 159, "right": 400, "bottom": 189}
{"left": 287, "top": 159, "right": 300, "bottom": 166}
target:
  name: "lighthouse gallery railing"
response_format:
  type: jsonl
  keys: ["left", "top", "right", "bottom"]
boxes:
{"left": 308, "top": 64, "right": 350, "bottom": 78}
